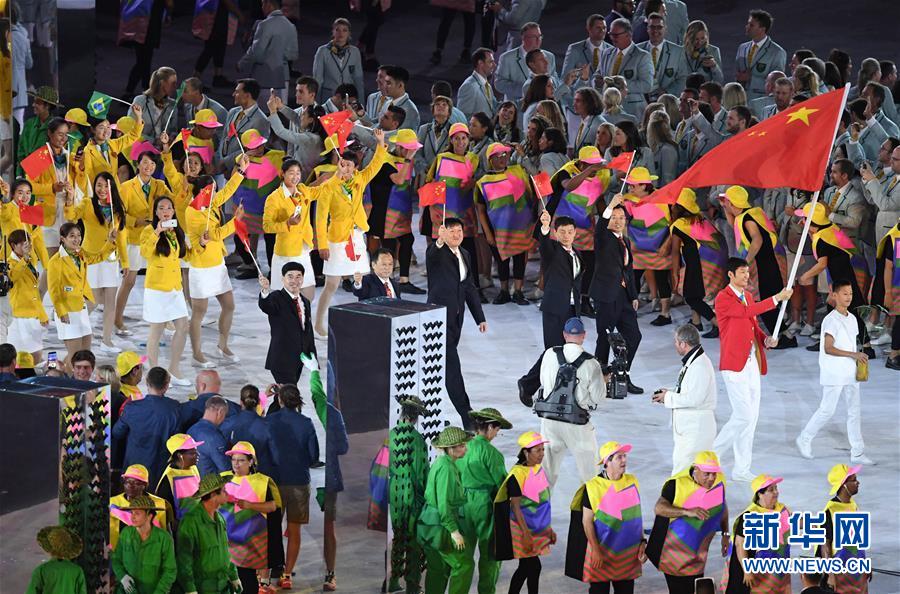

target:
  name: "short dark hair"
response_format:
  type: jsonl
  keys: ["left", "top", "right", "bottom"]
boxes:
{"left": 699, "top": 81, "right": 723, "bottom": 102}
{"left": 525, "top": 49, "right": 545, "bottom": 68}
{"left": 137, "top": 151, "right": 159, "bottom": 167}
{"left": 681, "top": 86, "right": 700, "bottom": 101}
{"left": 553, "top": 215, "right": 576, "bottom": 230}
{"left": 333, "top": 83, "right": 358, "bottom": 99}
{"left": 385, "top": 104, "right": 406, "bottom": 126}
{"left": 383, "top": 65, "right": 409, "bottom": 84}
{"left": 296, "top": 75, "right": 319, "bottom": 96}
{"left": 793, "top": 49, "right": 815, "bottom": 63}
{"left": 749, "top": 9, "right": 773, "bottom": 32}
{"left": 444, "top": 217, "right": 464, "bottom": 230}
{"left": 472, "top": 47, "right": 493, "bottom": 68}
{"left": 727, "top": 257, "right": 749, "bottom": 275}
{"left": 282, "top": 158, "right": 301, "bottom": 174}
{"left": 47, "top": 117, "right": 69, "bottom": 135}
{"left": 0, "top": 344, "right": 16, "bottom": 367}
{"left": 280, "top": 384, "right": 304, "bottom": 410}
{"left": 831, "top": 278, "right": 854, "bottom": 293}
{"left": 879, "top": 60, "right": 896, "bottom": 77}
{"left": 864, "top": 82, "right": 885, "bottom": 106}
{"left": 265, "top": 0, "right": 282, "bottom": 8}
{"left": 848, "top": 98, "right": 868, "bottom": 120}
{"left": 72, "top": 350, "right": 96, "bottom": 368}
{"left": 697, "top": 101, "right": 714, "bottom": 123}
{"left": 684, "top": 75, "right": 705, "bottom": 93}
{"left": 372, "top": 247, "right": 394, "bottom": 262}
{"left": 237, "top": 78, "right": 261, "bottom": 100}
{"left": 731, "top": 105, "right": 752, "bottom": 127}
{"left": 59, "top": 221, "right": 81, "bottom": 240}
{"left": 832, "top": 158, "right": 854, "bottom": 178}
{"left": 146, "top": 366, "right": 170, "bottom": 390}
{"left": 886, "top": 137, "right": 900, "bottom": 153}
{"left": 7, "top": 229, "right": 27, "bottom": 248}
{"left": 281, "top": 261, "right": 305, "bottom": 276}
{"left": 575, "top": 87, "right": 603, "bottom": 115}
{"left": 432, "top": 80, "right": 453, "bottom": 98}
{"left": 240, "top": 385, "right": 260, "bottom": 410}
{"left": 610, "top": 203, "right": 627, "bottom": 216}
{"left": 205, "top": 395, "right": 228, "bottom": 412}
{"left": 541, "top": 127, "right": 568, "bottom": 154}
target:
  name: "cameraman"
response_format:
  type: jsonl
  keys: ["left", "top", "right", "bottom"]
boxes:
{"left": 536, "top": 317, "right": 605, "bottom": 487}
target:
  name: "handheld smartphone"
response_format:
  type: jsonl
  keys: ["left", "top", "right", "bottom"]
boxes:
{"left": 47, "top": 351, "right": 58, "bottom": 369}
{"left": 694, "top": 576, "right": 716, "bottom": 594}
{"left": 161, "top": 219, "right": 178, "bottom": 229}
{"left": 293, "top": 205, "right": 302, "bottom": 217}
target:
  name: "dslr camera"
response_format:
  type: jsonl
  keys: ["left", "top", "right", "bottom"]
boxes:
{"left": 605, "top": 331, "right": 629, "bottom": 400}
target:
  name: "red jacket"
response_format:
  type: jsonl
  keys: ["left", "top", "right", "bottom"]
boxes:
{"left": 714, "top": 286, "right": 778, "bottom": 374}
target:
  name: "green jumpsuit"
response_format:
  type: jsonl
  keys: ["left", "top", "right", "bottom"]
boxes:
{"left": 175, "top": 499, "right": 239, "bottom": 594}
{"left": 456, "top": 435, "right": 507, "bottom": 594}
{"left": 389, "top": 421, "right": 430, "bottom": 593}
{"left": 25, "top": 559, "right": 87, "bottom": 594}
{"left": 111, "top": 525, "right": 177, "bottom": 594}
{"left": 417, "top": 455, "right": 474, "bottom": 594}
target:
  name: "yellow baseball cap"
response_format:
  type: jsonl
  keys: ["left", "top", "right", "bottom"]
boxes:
{"left": 65, "top": 108, "right": 88, "bottom": 126}
{"left": 599, "top": 441, "right": 632, "bottom": 465}
{"left": 577, "top": 145, "right": 604, "bottom": 164}
{"left": 116, "top": 351, "right": 147, "bottom": 377}
{"left": 827, "top": 464, "right": 860, "bottom": 496}
{"left": 624, "top": 166, "right": 659, "bottom": 185}
{"left": 240, "top": 128, "right": 267, "bottom": 150}
{"left": 751, "top": 473, "right": 783, "bottom": 495}
{"left": 676, "top": 188, "right": 700, "bottom": 214}
{"left": 225, "top": 441, "right": 257, "bottom": 458}
{"left": 691, "top": 451, "right": 722, "bottom": 473}
{"left": 517, "top": 431, "right": 549, "bottom": 449}
{"left": 798, "top": 201, "right": 831, "bottom": 227}
{"left": 720, "top": 185, "right": 750, "bottom": 209}
{"left": 448, "top": 122, "right": 470, "bottom": 137}
{"left": 389, "top": 128, "right": 423, "bottom": 150}
{"left": 122, "top": 464, "right": 150, "bottom": 483}
{"left": 166, "top": 434, "right": 205, "bottom": 454}
{"left": 112, "top": 116, "right": 137, "bottom": 134}
{"left": 189, "top": 108, "right": 223, "bottom": 128}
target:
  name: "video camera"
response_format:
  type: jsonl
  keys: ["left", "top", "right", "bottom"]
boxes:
{"left": 0, "top": 262, "right": 10, "bottom": 297}
{"left": 605, "top": 331, "right": 629, "bottom": 400}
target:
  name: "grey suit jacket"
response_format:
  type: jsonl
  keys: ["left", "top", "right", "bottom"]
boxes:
{"left": 495, "top": 47, "right": 556, "bottom": 102}
{"left": 561, "top": 38, "right": 612, "bottom": 77}
{"left": 457, "top": 73, "right": 499, "bottom": 119}
{"left": 824, "top": 183, "right": 869, "bottom": 243}
{"left": 749, "top": 95, "right": 774, "bottom": 120}
{"left": 388, "top": 94, "right": 420, "bottom": 131}
{"left": 735, "top": 37, "right": 787, "bottom": 101}
{"left": 571, "top": 114, "right": 604, "bottom": 153}
{"left": 237, "top": 10, "right": 299, "bottom": 89}
{"left": 311, "top": 43, "right": 365, "bottom": 103}
{"left": 219, "top": 105, "right": 270, "bottom": 169}
{"left": 130, "top": 94, "right": 178, "bottom": 140}
{"left": 637, "top": 39, "right": 689, "bottom": 98}
{"left": 593, "top": 44, "right": 653, "bottom": 118}
{"left": 414, "top": 122, "right": 450, "bottom": 176}
{"left": 634, "top": 0, "right": 688, "bottom": 44}
{"left": 863, "top": 175, "right": 900, "bottom": 239}
{"left": 494, "top": 0, "right": 545, "bottom": 52}
{"left": 684, "top": 44, "right": 723, "bottom": 84}
{"left": 857, "top": 118, "right": 888, "bottom": 165}
{"left": 365, "top": 91, "right": 389, "bottom": 124}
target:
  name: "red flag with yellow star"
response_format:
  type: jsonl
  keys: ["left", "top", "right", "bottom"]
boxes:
{"left": 649, "top": 87, "right": 849, "bottom": 204}
{"left": 320, "top": 110, "right": 354, "bottom": 137}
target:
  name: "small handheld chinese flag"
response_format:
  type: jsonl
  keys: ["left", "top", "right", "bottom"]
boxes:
{"left": 181, "top": 128, "right": 191, "bottom": 147}
{"left": 336, "top": 119, "right": 354, "bottom": 152}
{"left": 19, "top": 203, "right": 45, "bottom": 226}
{"left": 21, "top": 145, "right": 54, "bottom": 180}
{"left": 320, "top": 110, "right": 353, "bottom": 137}
{"left": 190, "top": 184, "right": 214, "bottom": 211}
{"left": 418, "top": 181, "right": 447, "bottom": 207}
{"left": 233, "top": 215, "right": 251, "bottom": 251}
{"left": 531, "top": 171, "right": 553, "bottom": 197}
{"left": 606, "top": 151, "right": 635, "bottom": 172}
{"left": 228, "top": 122, "right": 238, "bottom": 139}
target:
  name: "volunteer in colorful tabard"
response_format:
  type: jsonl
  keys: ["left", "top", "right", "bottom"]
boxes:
{"left": 565, "top": 442, "right": 646, "bottom": 594}
{"left": 875, "top": 220, "right": 900, "bottom": 369}
{"left": 109, "top": 464, "right": 172, "bottom": 551}
{"left": 646, "top": 451, "right": 729, "bottom": 594}
{"left": 6, "top": 229, "right": 48, "bottom": 364}
{"left": 156, "top": 434, "right": 203, "bottom": 524}
{"left": 111, "top": 495, "right": 177, "bottom": 594}
{"left": 820, "top": 465, "right": 871, "bottom": 593}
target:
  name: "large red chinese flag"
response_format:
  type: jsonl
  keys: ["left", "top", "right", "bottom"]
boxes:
{"left": 418, "top": 181, "right": 447, "bottom": 207}
{"left": 21, "top": 145, "right": 54, "bottom": 179}
{"left": 650, "top": 86, "right": 849, "bottom": 204}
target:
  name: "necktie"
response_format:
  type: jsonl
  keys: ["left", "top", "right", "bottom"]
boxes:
{"left": 293, "top": 296, "right": 304, "bottom": 327}
{"left": 675, "top": 121, "right": 686, "bottom": 143}
{"left": 651, "top": 46, "right": 659, "bottom": 70}
{"left": 451, "top": 249, "right": 466, "bottom": 281}
{"left": 384, "top": 281, "right": 393, "bottom": 298}
{"left": 376, "top": 95, "right": 387, "bottom": 114}
{"left": 888, "top": 177, "right": 898, "bottom": 192}
{"left": 235, "top": 111, "right": 246, "bottom": 125}
{"left": 142, "top": 182, "right": 150, "bottom": 198}
{"left": 829, "top": 190, "right": 842, "bottom": 209}
{"left": 484, "top": 82, "right": 493, "bottom": 102}
{"left": 747, "top": 44, "right": 757, "bottom": 68}
{"left": 99, "top": 143, "right": 109, "bottom": 160}
{"left": 612, "top": 50, "right": 624, "bottom": 76}
{"left": 617, "top": 236, "right": 628, "bottom": 286}
{"left": 739, "top": 292, "right": 747, "bottom": 305}
{"left": 592, "top": 47, "right": 600, "bottom": 71}
{"left": 575, "top": 121, "right": 585, "bottom": 147}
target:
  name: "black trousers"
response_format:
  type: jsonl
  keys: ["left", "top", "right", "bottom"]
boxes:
{"left": 381, "top": 233, "right": 414, "bottom": 277}
{"left": 194, "top": 5, "right": 229, "bottom": 71}
{"left": 685, "top": 295, "right": 715, "bottom": 320}
{"left": 271, "top": 365, "right": 302, "bottom": 385}
{"left": 359, "top": 0, "right": 385, "bottom": 54}
{"left": 893, "top": 317, "right": 900, "bottom": 350}
{"left": 445, "top": 316, "right": 473, "bottom": 429}
{"left": 126, "top": 43, "right": 155, "bottom": 94}
{"left": 594, "top": 287, "right": 642, "bottom": 369}
{"left": 635, "top": 268, "right": 672, "bottom": 299}
{"left": 580, "top": 249, "right": 595, "bottom": 295}
{"left": 237, "top": 566, "right": 259, "bottom": 593}
{"left": 461, "top": 236, "right": 479, "bottom": 282}
{"left": 664, "top": 573, "right": 704, "bottom": 594}
{"left": 542, "top": 306, "right": 575, "bottom": 349}
{"left": 435, "top": 8, "right": 475, "bottom": 51}
{"left": 589, "top": 579, "right": 635, "bottom": 594}
{"left": 508, "top": 557, "right": 541, "bottom": 594}
{"left": 491, "top": 248, "right": 527, "bottom": 282}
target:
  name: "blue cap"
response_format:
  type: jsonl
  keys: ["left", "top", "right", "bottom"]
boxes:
{"left": 563, "top": 317, "right": 585, "bottom": 335}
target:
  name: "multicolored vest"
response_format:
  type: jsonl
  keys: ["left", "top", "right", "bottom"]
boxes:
{"left": 475, "top": 165, "right": 535, "bottom": 260}
{"left": 572, "top": 474, "right": 643, "bottom": 582}
{"left": 825, "top": 499, "right": 868, "bottom": 594}
{"left": 109, "top": 493, "right": 169, "bottom": 550}
{"left": 496, "top": 465, "right": 552, "bottom": 558}
{"left": 658, "top": 472, "right": 725, "bottom": 577}
{"left": 550, "top": 162, "right": 611, "bottom": 251}
{"left": 671, "top": 215, "right": 728, "bottom": 297}
{"left": 231, "top": 150, "right": 285, "bottom": 216}
{"left": 367, "top": 439, "right": 390, "bottom": 532}
{"left": 624, "top": 196, "right": 671, "bottom": 269}
{"left": 429, "top": 152, "right": 479, "bottom": 237}
{"left": 812, "top": 224, "right": 870, "bottom": 293}
{"left": 721, "top": 503, "right": 791, "bottom": 593}
{"left": 219, "top": 471, "right": 282, "bottom": 570}
{"left": 157, "top": 466, "right": 200, "bottom": 520}
{"left": 384, "top": 154, "right": 415, "bottom": 238}
{"left": 876, "top": 226, "right": 900, "bottom": 315}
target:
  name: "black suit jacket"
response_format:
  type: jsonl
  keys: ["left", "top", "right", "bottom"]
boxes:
{"left": 353, "top": 273, "right": 401, "bottom": 301}
{"left": 425, "top": 241, "right": 486, "bottom": 327}
{"left": 589, "top": 212, "right": 638, "bottom": 303}
{"left": 538, "top": 230, "right": 583, "bottom": 315}
{"left": 258, "top": 289, "right": 316, "bottom": 372}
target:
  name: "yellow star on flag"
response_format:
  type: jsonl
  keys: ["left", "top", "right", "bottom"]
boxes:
{"left": 786, "top": 107, "right": 819, "bottom": 126}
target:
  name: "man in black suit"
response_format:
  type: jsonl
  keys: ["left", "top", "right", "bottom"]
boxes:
{"left": 537, "top": 209, "right": 583, "bottom": 348}
{"left": 799, "top": 572, "right": 830, "bottom": 594}
{"left": 426, "top": 218, "right": 487, "bottom": 429}
{"left": 352, "top": 248, "right": 402, "bottom": 300}
{"left": 591, "top": 193, "right": 643, "bottom": 394}
{"left": 258, "top": 262, "right": 317, "bottom": 384}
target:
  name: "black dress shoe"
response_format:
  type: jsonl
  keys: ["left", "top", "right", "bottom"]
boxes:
{"left": 650, "top": 315, "right": 672, "bottom": 326}
{"left": 806, "top": 341, "right": 820, "bottom": 352}
{"left": 310, "top": 459, "right": 325, "bottom": 469}
{"left": 399, "top": 281, "right": 426, "bottom": 295}
{"left": 886, "top": 356, "right": 900, "bottom": 370}
{"left": 492, "top": 291, "right": 511, "bottom": 305}
{"left": 626, "top": 379, "right": 644, "bottom": 395}
{"left": 429, "top": 50, "right": 442, "bottom": 65}
{"left": 702, "top": 326, "right": 719, "bottom": 339}
{"left": 341, "top": 279, "right": 354, "bottom": 292}
{"left": 772, "top": 335, "right": 798, "bottom": 349}
{"left": 517, "top": 377, "right": 534, "bottom": 407}
{"left": 581, "top": 298, "right": 594, "bottom": 317}
{"left": 235, "top": 268, "right": 257, "bottom": 280}
{"left": 315, "top": 274, "right": 326, "bottom": 287}
{"left": 692, "top": 321, "right": 704, "bottom": 331}
{"left": 512, "top": 290, "right": 530, "bottom": 305}
{"left": 479, "top": 290, "right": 488, "bottom": 304}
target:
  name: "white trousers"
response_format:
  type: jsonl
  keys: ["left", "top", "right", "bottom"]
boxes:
{"left": 671, "top": 409, "right": 717, "bottom": 475}
{"left": 539, "top": 417, "right": 598, "bottom": 488}
{"left": 713, "top": 351, "right": 761, "bottom": 476}
{"left": 800, "top": 384, "right": 864, "bottom": 458}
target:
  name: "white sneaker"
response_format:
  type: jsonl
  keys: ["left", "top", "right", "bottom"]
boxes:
{"left": 97, "top": 341, "right": 121, "bottom": 354}
{"left": 795, "top": 435, "right": 813, "bottom": 459}
{"left": 788, "top": 321, "right": 802, "bottom": 334}
{"left": 871, "top": 332, "right": 892, "bottom": 346}
{"left": 850, "top": 454, "right": 876, "bottom": 465}
{"left": 800, "top": 323, "right": 816, "bottom": 337}
{"left": 169, "top": 375, "right": 191, "bottom": 387}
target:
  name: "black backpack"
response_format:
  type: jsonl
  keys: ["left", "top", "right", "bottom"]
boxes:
{"left": 533, "top": 347, "right": 592, "bottom": 425}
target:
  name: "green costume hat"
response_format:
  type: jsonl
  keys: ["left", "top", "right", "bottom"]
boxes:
{"left": 121, "top": 495, "right": 164, "bottom": 511}
{"left": 468, "top": 407, "right": 512, "bottom": 429}
{"left": 194, "top": 473, "right": 229, "bottom": 498}
{"left": 27, "top": 86, "right": 62, "bottom": 107}
{"left": 37, "top": 526, "right": 82, "bottom": 560}
{"left": 397, "top": 395, "right": 427, "bottom": 414}
{"left": 431, "top": 426, "right": 473, "bottom": 448}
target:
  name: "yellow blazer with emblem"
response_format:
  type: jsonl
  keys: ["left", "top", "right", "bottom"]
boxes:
{"left": 25, "top": 148, "right": 87, "bottom": 226}
{"left": 48, "top": 242, "right": 117, "bottom": 316}
{"left": 0, "top": 203, "right": 50, "bottom": 268}
{"left": 140, "top": 226, "right": 205, "bottom": 292}
{"left": 8, "top": 253, "right": 48, "bottom": 322}
{"left": 121, "top": 176, "right": 172, "bottom": 246}
{"left": 315, "top": 144, "right": 388, "bottom": 244}
{"left": 64, "top": 200, "right": 130, "bottom": 270}
{"left": 81, "top": 121, "right": 144, "bottom": 185}
{"left": 264, "top": 177, "right": 337, "bottom": 257}
{"left": 184, "top": 171, "right": 244, "bottom": 269}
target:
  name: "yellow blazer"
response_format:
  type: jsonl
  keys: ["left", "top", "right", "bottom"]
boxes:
{"left": 263, "top": 178, "right": 337, "bottom": 257}
{"left": 120, "top": 176, "right": 172, "bottom": 246}
{"left": 161, "top": 152, "right": 196, "bottom": 225}
{"left": 8, "top": 253, "right": 48, "bottom": 322}
{"left": 81, "top": 121, "right": 144, "bottom": 185}
{"left": 25, "top": 147, "right": 87, "bottom": 226}
{"left": 0, "top": 202, "right": 50, "bottom": 268}
{"left": 139, "top": 225, "right": 205, "bottom": 292}
{"left": 184, "top": 171, "right": 244, "bottom": 269}
{"left": 48, "top": 243, "right": 116, "bottom": 316}
{"left": 316, "top": 144, "right": 388, "bottom": 244}
{"left": 64, "top": 200, "right": 130, "bottom": 269}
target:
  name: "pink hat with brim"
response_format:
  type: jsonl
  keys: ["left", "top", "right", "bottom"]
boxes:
{"left": 695, "top": 462, "right": 722, "bottom": 473}
{"left": 225, "top": 441, "right": 256, "bottom": 458}
{"left": 396, "top": 140, "right": 423, "bottom": 150}
{"left": 487, "top": 142, "right": 513, "bottom": 159}
{"left": 599, "top": 442, "right": 633, "bottom": 465}
{"left": 177, "top": 436, "right": 205, "bottom": 450}
{"left": 517, "top": 431, "right": 549, "bottom": 449}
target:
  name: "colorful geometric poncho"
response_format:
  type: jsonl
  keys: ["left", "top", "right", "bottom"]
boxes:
{"left": 384, "top": 154, "right": 415, "bottom": 239}
{"left": 812, "top": 224, "right": 870, "bottom": 294}
{"left": 219, "top": 471, "right": 282, "bottom": 570}
{"left": 671, "top": 216, "right": 728, "bottom": 298}
{"left": 657, "top": 471, "right": 725, "bottom": 577}
{"left": 494, "top": 464, "right": 552, "bottom": 560}
{"left": 428, "top": 152, "right": 479, "bottom": 238}
{"left": 876, "top": 226, "right": 900, "bottom": 315}
{"left": 475, "top": 165, "right": 535, "bottom": 261}
{"left": 550, "top": 161, "right": 611, "bottom": 251}
{"left": 822, "top": 499, "right": 869, "bottom": 594}
{"left": 157, "top": 466, "right": 200, "bottom": 520}
{"left": 721, "top": 503, "right": 791, "bottom": 594}
{"left": 367, "top": 440, "right": 390, "bottom": 532}
{"left": 624, "top": 196, "right": 671, "bottom": 269}
{"left": 231, "top": 150, "right": 285, "bottom": 216}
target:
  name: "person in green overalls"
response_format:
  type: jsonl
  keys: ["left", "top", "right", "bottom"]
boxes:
{"left": 26, "top": 525, "right": 87, "bottom": 594}
{"left": 417, "top": 426, "right": 474, "bottom": 594}
{"left": 388, "top": 396, "right": 431, "bottom": 594}
{"left": 176, "top": 473, "right": 243, "bottom": 594}
{"left": 111, "top": 495, "right": 177, "bottom": 594}
{"left": 456, "top": 408, "right": 512, "bottom": 594}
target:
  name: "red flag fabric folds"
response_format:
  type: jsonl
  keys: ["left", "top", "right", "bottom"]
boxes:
{"left": 418, "top": 181, "right": 447, "bottom": 207}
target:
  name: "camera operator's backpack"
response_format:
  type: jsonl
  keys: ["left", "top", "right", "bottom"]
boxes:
{"left": 533, "top": 347, "right": 592, "bottom": 425}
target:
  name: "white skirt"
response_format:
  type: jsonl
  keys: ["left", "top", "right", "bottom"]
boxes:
{"left": 189, "top": 263, "right": 233, "bottom": 299}
{"left": 127, "top": 244, "right": 147, "bottom": 270}
{"left": 270, "top": 252, "right": 315, "bottom": 291}
{"left": 9, "top": 316, "right": 45, "bottom": 353}
{"left": 87, "top": 259, "right": 120, "bottom": 289}
{"left": 55, "top": 307, "right": 91, "bottom": 340}
{"left": 143, "top": 289, "right": 189, "bottom": 323}
{"left": 322, "top": 229, "right": 370, "bottom": 277}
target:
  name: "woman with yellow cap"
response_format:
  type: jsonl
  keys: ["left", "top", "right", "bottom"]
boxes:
{"left": 221, "top": 441, "right": 284, "bottom": 594}
{"left": 155, "top": 434, "right": 203, "bottom": 523}
{"left": 721, "top": 474, "right": 791, "bottom": 593}
{"left": 111, "top": 495, "right": 177, "bottom": 594}
{"left": 669, "top": 188, "right": 728, "bottom": 337}
{"left": 494, "top": 431, "right": 556, "bottom": 594}
{"left": 5, "top": 227, "right": 48, "bottom": 365}
{"left": 566, "top": 441, "right": 645, "bottom": 594}
{"left": 64, "top": 108, "right": 91, "bottom": 154}
{"left": 417, "top": 426, "right": 475, "bottom": 594}
{"left": 26, "top": 525, "right": 87, "bottom": 594}
{"left": 820, "top": 464, "right": 870, "bottom": 593}
{"left": 646, "top": 451, "right": 729, "bottom": 594}
{"left": 618, "top": 166, "right": 674, "bottom": 326}
{"left": 80, "top": 105, "right": 144, "bottom": 187}
{"left": 110, "top": 464, "right": 172, "bottom": 551}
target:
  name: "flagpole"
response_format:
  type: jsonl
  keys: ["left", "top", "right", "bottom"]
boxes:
{"left": 617, "top": 151, "right": 637, "bottom": 195}
{"left": 205, "top": 189, "right": 215, "bottom": 231}
{"left": 164, "top": 107, "right": 176, "bottom": 134}
{"left": 771, "top": 83, "right": 852, "bottom": 338}
{"left": 108, "top": 95, "right": 133, "bottom": 107}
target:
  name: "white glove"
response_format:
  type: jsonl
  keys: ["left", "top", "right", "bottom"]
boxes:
{"left": 450, "top": 530, "right": 466, "bottom": 550}
{"left": 119, "top": 575, "right": 136, "bottom": 594}
{"left": 231, "top": 579, "right": 244, "bottom": 593}
{"left": 300, "top": 352, "right": 319, "bottom": 371}
{"left": 185, "top": 591, "right": 199, "bottom": 594}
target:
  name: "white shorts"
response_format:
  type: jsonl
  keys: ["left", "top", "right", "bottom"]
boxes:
{"left": 9, "top": 316, "right": 45, "bottom": 353}
{"left": 87, "top": 259, "right": 120, "bottom": 289}
{"left": 127, "top": 244, "right": 147, "bottom": 270}
{"left": 271, "top": 252, "right": 315, "bottom": 291}
{"left": 189, "top": 263, "right": 233, "bottom": 299}
{"left": 55, "top": 307, "right": 91, "bottom": 340}
{"left": 322, "top": 229, "right": 370, "bottom": 277}
{"left": 143, "top": 289, "right": 189, "bottom": 324}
